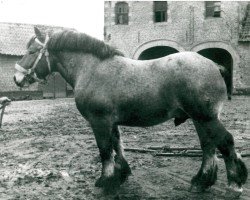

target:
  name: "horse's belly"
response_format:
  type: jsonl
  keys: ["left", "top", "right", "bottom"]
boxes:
{"left": 118, "top": 109, "right": 174, "bottom": 127}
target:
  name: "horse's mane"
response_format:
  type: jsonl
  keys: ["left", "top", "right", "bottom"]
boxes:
{"left": 47, "top": 30, "right": 124, "bottom": 60}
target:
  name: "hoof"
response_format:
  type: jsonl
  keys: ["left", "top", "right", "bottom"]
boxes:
{"left": 114, "top": 155, "right": 132, "bottom": 184}
{"left": 95, "top": 176, "right": 106, "bottom": 188}
{"left": 234, "top": 153, "right": 248, "bottom": 185}
{"left": 191, "top": 164, "right": 218, "bottom": 192}
{"left": 189, "top": 185, "right": 211, "bottom": 193}
{"left": 225, "top": 153, "right": 248, "bottom": 193}
{"left": 95, "top": 175, "right": 120, "bottom": 192}
{"left": 94, "top": 175, "right": 119, "bottom": 188}
{"left": 95, "top": 157, "right": 132, "bottom": 190}
{"left": 226, "top": 183, "right": 243, "bottom": 198}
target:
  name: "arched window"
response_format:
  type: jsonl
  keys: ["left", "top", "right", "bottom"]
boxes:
{"left": 115, "top": 2, "right": 129, "bottom": 25}
{"left": 154, "top": 1, "right": 168, "bottom": 22}
{"left": 205, "top": 1, "right": 221, "bottom": 17}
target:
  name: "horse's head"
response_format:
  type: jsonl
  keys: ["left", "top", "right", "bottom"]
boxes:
{"left": 13, "top": 27, "right": 52, "bottom": 88}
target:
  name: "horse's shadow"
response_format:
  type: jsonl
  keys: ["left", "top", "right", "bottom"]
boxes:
{"left": 94, "top": 168, "right": 227, "bottom": 200}
{"left": 94, "top": 178, "right": 148, "bottom": 200}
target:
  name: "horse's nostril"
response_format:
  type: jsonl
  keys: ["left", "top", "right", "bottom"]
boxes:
{"left": 13, "top": 76, "right": 17, "bottom": 84}
{"left": 13, "top": 76, "right": 20, "bottom": 87}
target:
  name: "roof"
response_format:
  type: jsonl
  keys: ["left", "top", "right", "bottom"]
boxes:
{"left": 0, "top": 22, "right": 66, "bottom": 56}
{"left": 239, "top": 3, "right": 250, "bottom": 42}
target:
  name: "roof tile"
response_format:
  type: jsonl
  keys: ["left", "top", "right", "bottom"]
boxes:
{"left": 0, "top": 22, "right": 65, "bottom": 56}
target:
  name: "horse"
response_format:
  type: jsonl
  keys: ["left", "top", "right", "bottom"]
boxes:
{"left": 13, "top": 27, "right": 247, "bottom": 196}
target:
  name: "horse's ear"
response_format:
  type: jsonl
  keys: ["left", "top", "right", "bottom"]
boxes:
{"left": 34, "top": 27, "right": 45, "bottom": 42}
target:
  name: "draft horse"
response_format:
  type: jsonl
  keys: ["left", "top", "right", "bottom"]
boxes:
{"left": 14, "top": 27, "right": 247, "bottom": 195}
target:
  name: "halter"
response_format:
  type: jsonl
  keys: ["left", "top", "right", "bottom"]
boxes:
{"left": 15, "top": 34, "right": 51, "bottom": 82}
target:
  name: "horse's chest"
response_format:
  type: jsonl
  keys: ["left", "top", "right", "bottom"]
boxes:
{"left": 75, "top": 91, "right": 114, "bottom": 118}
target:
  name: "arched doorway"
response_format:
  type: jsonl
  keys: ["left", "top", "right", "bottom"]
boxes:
{"left": 133, "top": 40, "right": 185, "bottom": 59}
{"left": 198, "top": 48, "right": 233, "bottom": 99}
{"left": 138, "top": 46, "right": 179, "bottom": 60}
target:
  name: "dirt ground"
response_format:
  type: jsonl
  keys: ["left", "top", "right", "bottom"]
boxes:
{"left": 0, "top": 96, "right": 249, "bottom": 200}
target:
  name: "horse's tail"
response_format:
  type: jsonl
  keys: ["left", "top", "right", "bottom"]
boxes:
{"left": 217, "top": 64, "right": 226, "bottom": 77}
{"left": 217, "top": 64, "right": 231, "bottom": 100}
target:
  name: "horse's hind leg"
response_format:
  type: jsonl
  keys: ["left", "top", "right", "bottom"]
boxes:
{"left": 213, "top": 119, "right": 247, "bottom": 195}
{"left": 112, "top": 125, "right": 131, "bottom": 183}
{"left": 193, "top": 119, "right": 248, "bottom": 196}
{"left": 191, "top": 120, "right": 218, "bottom": 192}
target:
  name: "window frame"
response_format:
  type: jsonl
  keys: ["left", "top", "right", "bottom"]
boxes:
{"left": 154, "top": 1, "right": 168, "bottom": 23}
{"left": 115, "top": 2, "right": 129, "bottom": 25}
{"left": 205, "top": 1, "right": 221, "bottom": 18}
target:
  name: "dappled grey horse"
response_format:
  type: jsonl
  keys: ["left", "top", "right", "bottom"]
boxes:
{"left": 13, "top": 27, "right": 247, "bottom": 195}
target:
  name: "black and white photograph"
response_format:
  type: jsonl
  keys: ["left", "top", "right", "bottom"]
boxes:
{"left": 0, "top": 0, "right": 249, "bottom": 199}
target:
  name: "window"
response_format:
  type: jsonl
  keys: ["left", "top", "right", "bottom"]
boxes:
{"left": 154, "top": 1, "right": 168, "bottom": 22}
{"left": 115, "top": 2, "right": 129, "bottom": 25}
{"left": 205, "top": 1, "right": 221, "bottom": 17}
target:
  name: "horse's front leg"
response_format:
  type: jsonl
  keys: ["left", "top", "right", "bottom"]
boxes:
{"left": 112, "top": 125, "right": 131, "bottom": 183}
{"left": 89, "top": 116, "right": 119, "bottom": 190}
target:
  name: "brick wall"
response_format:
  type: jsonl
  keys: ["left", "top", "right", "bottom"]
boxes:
{"left": 105, "top": 1, "right": 250, "bottom": 93}
{"left": 236, "top": 43, "right": 250, "bottom": 92}
{"left": 105, "top": 1, "right": 244, "bottom": 54}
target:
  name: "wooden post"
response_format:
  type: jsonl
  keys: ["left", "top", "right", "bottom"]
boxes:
{"left": 124, "top": 147, "right": 156, "bottom": 153}
{"left": 0, "top": 105, "right": 6, "bottom": 128}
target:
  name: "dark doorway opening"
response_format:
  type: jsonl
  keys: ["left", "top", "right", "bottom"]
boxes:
{"left": 198, "top": 48, "right": 233, "bottom": 99}
{"left": 138, "top": 46, "right": 178, "bottom": 60}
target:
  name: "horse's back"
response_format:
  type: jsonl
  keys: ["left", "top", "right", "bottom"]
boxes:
{"left": 118, "top": 52, "right": 227, "bottom": 121}
{"left": 116, "top": 51, "right": 226, "bottom": 102}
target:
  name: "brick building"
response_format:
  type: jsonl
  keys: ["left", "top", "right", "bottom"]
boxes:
{"left": 104, "top": 1, "right": 250, "bottom": 96}
{"left": 0, "top": 22, "right": 73, "bottom": 99}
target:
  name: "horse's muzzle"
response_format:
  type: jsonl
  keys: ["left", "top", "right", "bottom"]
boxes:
{"left": 13, "top": 76, "right": 23, "bottom": 87}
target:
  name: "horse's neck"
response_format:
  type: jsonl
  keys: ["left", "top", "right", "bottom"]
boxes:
{"left": 53, "top": 52, "right": 100, "bottom": 89}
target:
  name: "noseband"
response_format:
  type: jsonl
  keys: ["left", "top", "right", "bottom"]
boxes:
{"left": 15, "top": 34, "right": 51, "bottom": 82}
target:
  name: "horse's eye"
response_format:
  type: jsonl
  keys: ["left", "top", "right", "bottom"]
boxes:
{"left": 28, "top": 51, "right": 36, "bottom": 55}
